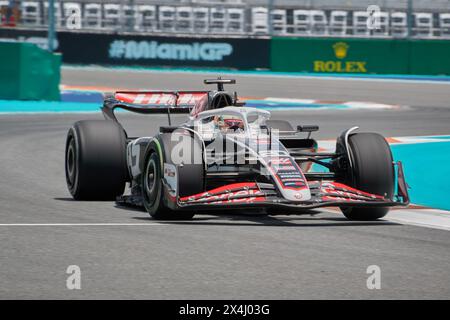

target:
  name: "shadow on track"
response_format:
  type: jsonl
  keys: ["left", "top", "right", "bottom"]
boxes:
{"left": 54, "top": 199, "right": 400, "bottom": 228}
{"left": 131, "top": 213, "right": 400, "bottom": 228}
{"left": 54, "top": 197, "right": 76, "bottom": 201}
{"left": 54, "top": 197, "right": 116, "bottom": 203}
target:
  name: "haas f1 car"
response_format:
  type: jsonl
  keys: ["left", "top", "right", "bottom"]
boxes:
{"left": 65, "top": 79, "right": 409, "bottom": 221}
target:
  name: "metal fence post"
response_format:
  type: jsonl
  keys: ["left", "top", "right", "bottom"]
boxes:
{"left": 47, "top": 0, "right": 55, "bottom": 52}
{"left": 407, "top": 0, "right": 413, "bottom": 38}
{"left": 127, "top": 0, "right": 135, "bottom": 32}
{"left": 268, "top": 0, "right": 274, "bottom": 36}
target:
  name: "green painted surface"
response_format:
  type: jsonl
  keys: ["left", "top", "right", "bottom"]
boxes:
{"left": 271, "top": 37, "right": 450, "bottom": 75}
{"left": 409, "top": 40, "right": 450, "bottom": 75}
{"left": 0, "top": 42, "right": 61, "bottom": 100}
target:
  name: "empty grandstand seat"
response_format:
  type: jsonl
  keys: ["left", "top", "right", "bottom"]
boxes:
{"left": 329, "top": 10, "right": 348, "bottom": 36}
{"left": 103, "top": 3, "right": 120, "bottom": 30}
{"left": 293, "top": 9, "right": 311, "bottom": 35}
{"left": 21, "top": 1, "right": 41, "bottom": 27}
{"left": 271, "top": 9, "right": 287, "bottom": 34}
{"left": 352, "top": 11, "right": 370, "bottom": 36}
{"left": 210, "top": 7, "right": 226, "bottom": 33}
{"left": 391, "top": 12, "right": 407, "bottom": 37}
{"left": 176, "top": 6, "right": 193, "bottom": 33}
{"left": 84, "top": 3, "right": 102, "bottom": 29}
{"left": 251, "top": 7, "right": 269, "bottom": 34}
{"left": 159, "top": 6, "right": 175, "bottom": 32}
{"left": 136, "top": 5, "right": 156, "bottom": 31}
{"left": 122, "top": 5, "right": 137, "bottom": 31}
{"left": 209, "top": 8, "right": 226, "bottom": 33}
{"left": 193, "top": 7, "right": 209, "bottom": 33}
{"left": 439, "top": 13, "right": 450, "bottom": 38}
{"left": 310, "top": 10, "right": 328, "bottom": 35}
{"left": 373, "top": 11, "right": 389, "bottom": 36}
{"left": 414, "top": 12, "right": 433, "bottom": 37}
{"left": 227, "top": 8, "right": 244, "bottom": 34}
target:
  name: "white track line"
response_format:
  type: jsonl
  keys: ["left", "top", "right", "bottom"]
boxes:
{"left": 0, "top": 223, "right": 166, "bottom": 226}
{"left": 1, "top": 209, "right": 450, "bottom": 231}
{"left": 385, "top": 209, "right": 450, "bottom": 231}
{"left": 317, "top": 207, "right": 450, "bottom": 232}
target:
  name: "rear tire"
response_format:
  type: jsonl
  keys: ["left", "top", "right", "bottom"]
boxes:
{"left": 65, "top": 120, "right": 128, "bottom": 200}
{"left": 339, "top": 133, "right": 394, "bottom": 221}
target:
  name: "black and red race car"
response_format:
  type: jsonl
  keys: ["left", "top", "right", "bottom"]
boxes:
{"left": 65, "top": 79, "right": 409, "bottom": 221}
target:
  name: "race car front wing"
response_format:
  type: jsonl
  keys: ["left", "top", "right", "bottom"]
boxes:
{"left": 177, "top": 161, "right": 409, "bottom": 210}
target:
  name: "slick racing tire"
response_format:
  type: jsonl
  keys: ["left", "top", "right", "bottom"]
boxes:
{"left": 65, "top": 120, "right": 128, "bottom": 200}
{"left": 141, "top": 141, "right": 197, "bottom": 220}
{"left": 340, "top": 133, "right": 395, "bottom": 221}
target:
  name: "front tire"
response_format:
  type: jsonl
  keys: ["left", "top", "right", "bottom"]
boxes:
{"left": 339, "top": 133, "right": 395, "bottom": 221}
{"left": 141, "top": 142, "right": 195, "bottom": 220}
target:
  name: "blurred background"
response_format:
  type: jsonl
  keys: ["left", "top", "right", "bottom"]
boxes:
{"left": 0, "top": 0, "right": 449, "bottom": 38}
{"left": 0, "top": 1, "right": 449, "bottom": 101}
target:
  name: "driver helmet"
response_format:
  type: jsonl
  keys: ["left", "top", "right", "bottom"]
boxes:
{"left": 214, "top": 115, "right": 244, "bottom": 132}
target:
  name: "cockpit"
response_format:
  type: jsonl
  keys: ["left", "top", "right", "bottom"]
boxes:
{"left": 192, "top": 107, "right": 271, "bottom": 139}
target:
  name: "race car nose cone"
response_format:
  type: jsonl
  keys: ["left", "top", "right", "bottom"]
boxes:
{"left": 281, "top": 188, "right": 311, "bottom": 202}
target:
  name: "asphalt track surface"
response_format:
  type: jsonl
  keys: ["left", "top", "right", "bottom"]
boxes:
{"left": 0, "top": 67, "right": 449, "bottom": 299}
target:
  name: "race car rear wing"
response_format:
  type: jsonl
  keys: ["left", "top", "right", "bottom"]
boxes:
{"left": 102, "top": 91, "right": 209, "bottom": 125}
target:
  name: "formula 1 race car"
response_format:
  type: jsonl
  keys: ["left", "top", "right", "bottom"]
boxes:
{"left": 65, "top": 78, "right": 409, "bottom": 221}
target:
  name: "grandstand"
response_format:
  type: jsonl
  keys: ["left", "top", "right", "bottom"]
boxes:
{"left": 0, "top": 0, "right": 449, "bottom": 38}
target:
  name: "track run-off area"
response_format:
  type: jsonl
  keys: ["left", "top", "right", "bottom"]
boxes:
{"left": 0, "top": 66, "right": 449, "bottom": 299}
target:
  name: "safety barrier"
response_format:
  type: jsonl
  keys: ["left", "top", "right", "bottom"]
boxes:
{"left": 58, "top": 32, "right": 270, "bottom": 69}
{"left": 0, "top": 41, "right": 61, "bottom": 100}
{"left": 409, "top": 40, "right": 450, "bottom": 75}
{"left": 1, "top": 28, "right": 449, "bottom": 76}
{"left": 271, "top": 37, "right": 450, "bottom": 75}
{"left": 0, "top": 28, "right": 270, "bottom": 70}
